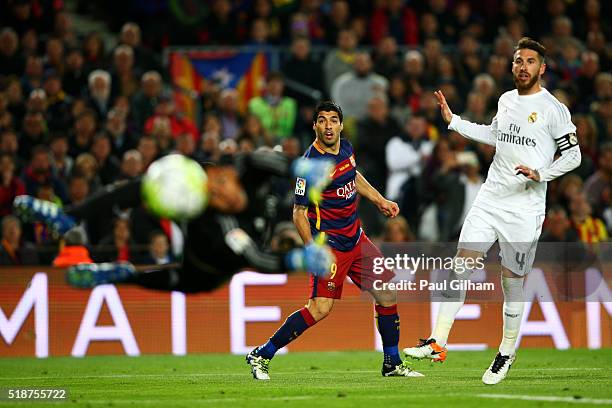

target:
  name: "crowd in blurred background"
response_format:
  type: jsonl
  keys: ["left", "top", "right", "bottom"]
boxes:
{"left": 0, "top": 0, "right": 610, "bottom": 266}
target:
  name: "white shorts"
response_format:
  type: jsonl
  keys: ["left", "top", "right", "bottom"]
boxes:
{"left": 458, "top": 205, "right": 545, "bottom": 276}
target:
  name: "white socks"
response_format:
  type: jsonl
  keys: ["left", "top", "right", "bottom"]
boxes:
{"left": 499, "top": 275, "right": 525, "bottom": 356}
{"left": 430, "top": 270, "right": 468, "bottom": 346}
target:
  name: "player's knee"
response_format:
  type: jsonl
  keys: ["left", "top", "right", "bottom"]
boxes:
{"left": 307, "top": 298, "right": 334, "bottom": 321}
{"left": 453, "top": 249, "right": 483, "bottom": 276}
{"left": 370, "top": 288, "right": 397, "bottom": 306}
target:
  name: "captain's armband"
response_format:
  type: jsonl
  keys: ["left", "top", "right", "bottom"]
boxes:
{"left": 555, "top": 133, "right": 578, "bottom": 152}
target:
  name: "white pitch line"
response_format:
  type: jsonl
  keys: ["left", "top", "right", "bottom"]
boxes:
{"left": 0, "top": 367, "right": 604, "bottom": 381}
{"left": 477, "top": 394, "right": 612, "bottom": 405}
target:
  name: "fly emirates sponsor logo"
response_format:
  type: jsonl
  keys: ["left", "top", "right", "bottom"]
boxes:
{"left": 336, "top": 180, "right": 356, "bottom": 199}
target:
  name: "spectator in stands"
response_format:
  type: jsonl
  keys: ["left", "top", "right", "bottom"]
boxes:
{"left": 0, "top": 27, "right": 23, "bottom": 77}
{"left": 104, "top": 107, "right": 137, "bottom": 158}
{"left": 49, "top": 132, "right": 72, "bottom": 181}
{"left": 43, "top": 71, "right": 72, "bottom": 131}
{"left": 19, "top": 29, "right": 38, "bottom": 59}
{"left": 90, "top": 134, "right": 120, "bottom": 185}
{"left": 86, "top": 69, "right": 113, "bottom": 120}
{"left": 67, "top": 174, "right": 89, "bottom": 207}
{"left": 111, "top": 45, "right": 139, "bottom": 99}
{"left": 69, "top": 109, "right": 97, "bottom": 158}
{"left": 387, "top": 75, "right": 412, "bottom": 126}
{"left": 44, "top": 36, "right": 64, "bottom": 75}
{"left": 22, "top": 145, "right": 67, "bottom": 202}
{"left": 119, "top": 149, "right": 144, "bottom": 180}
{"left": 52, "top": 226, "right": 93, "bottom": 267}
{"left": 382, "top": 215, "right": 415, "bottom": 243}
{"left": 586, "top": 30, "right": 611, "bottom": 72}
{"left": 248, "top": 18, "right": 272, "bottom": 46}
{"left": 357, "top": 96, "right": 400, "bottom": 194}
{"left": 6, "top": 79, "right": 25, "bottom": 127}
{"left": 143, "top": 96, "right": 199, "bottom": 143}
{"left": 323, "top": 28, "right": 357, "bottom": 93}
{"left": 21, "top": 55, "right": 43, "bottom": 95}
{"left": 62, "top": 47, "right": 86, "bottom": 98}
{"left": 248, "top": 0, "right": 282, "bottom": 44}
{"left": 174, "top": 133, "right": 196, "bottom": 158}
{"left": 0, "top": 130, "right": 23, "bottom": 172}
{"left": 248, "top": 72, "right": 297, "bottom": 142}
{"left": 461, "top": 92, "right": 493, "bottom": 124}
{"left": 431, "top": 150, "right": 483, "bottom": 241}
{"left": 96, "top": 217, "right": 136, "bottom": 262}
{"left": 0, "top": 153, "right": 25, "bottom": 217}
{"left": 324, "top": 0, "right": 350, "bottom": 46}
{"left": 584, "top": 143, "right": 612, "bottom": 210}
{"left": 0, "top": 215, "right": 38, "bottom": 265}
{"left": 282, "top": 36, "right": 324, "bottom": 106}
{"left": 147, "top": 116, "right": 173, "bottom": 154}
{"left": 386, "top": 114, "right": 433, "bottom": 230}
{"left": 202, "top": 0, "right": 241, "bottom": 45}
{"left": 73, "top": 153, "right": 101, "bottom": 193}
{"left": 401, "top": 50, "right": 426, "bottom": 112}
{"left": 131, "top": 71, "right": 164, "bottom": 129}
{"left": 137, "top": 135, "right": 159, "bottom": 170}
{"left": 138, "top": 230, "right": 174, "bottom": 265}
{"left": 370, "top": 0, "right": 419, "bottom": 46}
{"left": 119, "top": 22, "right": 160, "bottom": 73}
{"left": 54, "top": 12, "right": 77, "bottom": 48}
{"left": 487, "top": 54, "right": 513, "bottom": 95}
{"left": 331, "top": 52, "right": 388, "bottom": 121}
{"left": 373, "top": 36, "right": 401, "bottom": 80}
{"left": 540, "top": 205, "right": 579, "bottom": 242}
{"left": 195, "top": 132, "right": 221, "bottom": 163}
{"left": 18, "top": 111, "right": 48, "bottom": 161}
{"left": 82, "top": 32, "right": 106, "bottom": 73}
{"left": 216, "top": 88, "right": 243, "bottom": 140}
{"left": 570, "top": 192, "right": 608, "bottom": 244}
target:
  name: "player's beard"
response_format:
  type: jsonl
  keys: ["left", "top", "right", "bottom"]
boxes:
{"left": 513, "top": 71, "right": 540, "bottom": 93}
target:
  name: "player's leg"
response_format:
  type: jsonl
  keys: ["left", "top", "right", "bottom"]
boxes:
{"left": 480, "top": 266, "right": 523, "bottom": 385}
{"left": 404, "top": 207, "right": 495, "bottom": 362}
{"left": 352, "top": 234, "right": 422, "bottom": 377}
{"left": 482, "top": 213, "right": 543, "bottom": 385}
{"left": 247, "top": 247, "right": 348, "bottom": 380}
{"left": 246, "top": 296, "right": 334, "bottom": 380}
{"left": 13, "top": 178, "right": 142, "bottom": 234}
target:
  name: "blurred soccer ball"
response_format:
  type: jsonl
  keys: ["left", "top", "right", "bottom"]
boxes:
{"left": 141, "top": 154, "right": 208, "bottom": 220}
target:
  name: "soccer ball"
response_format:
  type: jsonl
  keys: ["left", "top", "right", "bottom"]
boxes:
{"left": 141, "top": 154, "right": 208, "bottom": 220}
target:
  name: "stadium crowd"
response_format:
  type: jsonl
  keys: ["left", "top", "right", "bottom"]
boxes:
{"left": 0, "top": 0, "right": 610, "bottom": 266}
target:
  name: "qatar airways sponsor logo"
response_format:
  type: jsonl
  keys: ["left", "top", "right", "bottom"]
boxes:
{"left": 337, "top": 180, "right": 356, "bottom": 199}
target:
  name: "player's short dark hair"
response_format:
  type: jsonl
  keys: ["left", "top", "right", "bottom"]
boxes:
{"left": 313, "top": 100, "right": 343, "bottom": 123}
{"left": 515, "top": 37, "right": 546, "bottom": 62}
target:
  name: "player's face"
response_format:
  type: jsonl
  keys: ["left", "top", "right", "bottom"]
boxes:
{"left": 512, "top": 48, "right": 545, "bottom": 93}
{"left": 206, "top": 166, "right": 248, "bottom": 214}
{"left": 313, "top": 110, "right": 343, "bottom": 148}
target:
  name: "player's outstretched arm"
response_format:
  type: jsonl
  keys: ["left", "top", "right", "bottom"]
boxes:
{"left": 355, "top": 171, "right": 399, "bottom": 218}
{"left": 435, "top": 90, "right": 497, "bottom": 146}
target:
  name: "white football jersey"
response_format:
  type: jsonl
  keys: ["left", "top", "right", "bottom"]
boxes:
{"left": 450, "top": 88, "right": 576, "bottom": 215}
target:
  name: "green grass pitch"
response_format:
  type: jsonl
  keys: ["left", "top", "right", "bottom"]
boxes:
{"left": 0, "top": 349, "right": 610, "bottom": 407}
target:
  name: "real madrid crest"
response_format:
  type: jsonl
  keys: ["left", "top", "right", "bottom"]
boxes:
{"left": 528, "top": 112, "right": 538, "bottom": 123}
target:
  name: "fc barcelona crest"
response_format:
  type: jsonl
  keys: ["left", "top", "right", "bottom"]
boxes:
{"left": 528, "top": 112, "right": 538, "bottom": 123}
